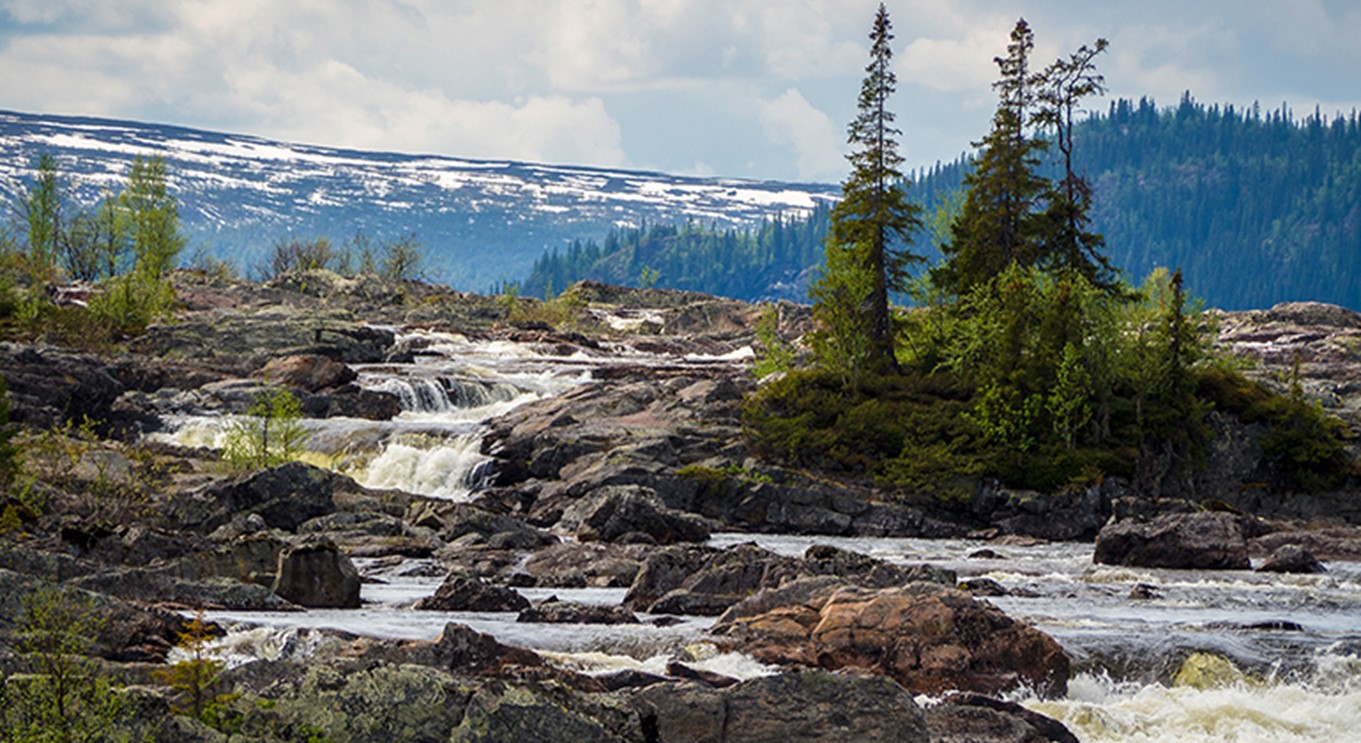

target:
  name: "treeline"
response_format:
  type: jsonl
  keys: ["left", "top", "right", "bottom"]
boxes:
{"left": 517, "top": 205, "right": 831, "bottom": 301}
{"left": 524, "top": 94, "right": 1361, "bottom": 310}
{"left": 915, "top": 94, "right": 1361, "bottom": 310}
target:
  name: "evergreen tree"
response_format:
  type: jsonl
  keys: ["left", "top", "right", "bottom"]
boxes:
{"left": 1035, "top": 38, "right": 1117, "bottom": 289}
{"left": 935, "top": 19, "right": 1050, "bottom": 296}
{"left": 811, "top": 3, "right": 923, "bottom": 374}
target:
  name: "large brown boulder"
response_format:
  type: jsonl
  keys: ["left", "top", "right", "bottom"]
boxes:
{"left": 1093, "top": 512, "right": 1250, "bottom": 570}
{"left": 712, "top": 578, "right": 1069, "bottom": 697}
{"left": 258, "top": 354, "right": 357, "bottom": 392}
{"left": 272, "top": 541, "right": 361, "bottom": 608}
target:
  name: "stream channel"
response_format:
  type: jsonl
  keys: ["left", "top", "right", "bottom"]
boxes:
{"left": 153, "top": 326, "right": 1361, "bottom": 742}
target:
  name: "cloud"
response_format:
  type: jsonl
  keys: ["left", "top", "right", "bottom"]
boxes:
{"left": 758, "top": 88, "right": 844, "bottom": 181}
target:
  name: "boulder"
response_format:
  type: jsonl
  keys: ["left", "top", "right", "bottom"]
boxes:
{"left": 563, "top": 485, "right": 710, "bottom": 545}
{"left": 272, "top": 541, "right": 361, "bottom": 608}
{"left": 414, "top": 576, "right": 530, "bottom": 612}
{"left": 406, "top": 501, "right": 556, "bottom": 550}
{"left": 624, "top": 543, "right": 802, "bottom": 616}
{"left": 630, "top": 670, "right": 930, "bottom": 743}
{"left": 1093, "top": 512, "right": 1250, "bottom": 570}
{"left": 624, "top": 542, "right": 955, "bottom": 617}
{"left": 258, "top": 354, "right": 357, "bottom": 392}
{"left": 712, "top": 578, "right": 1070, "bottom": 697}
{"left": 924, "top": 692, "right": 1079, "bottom": 743}
{"left": 520, "top": 541, "right": 650, "bottom": 588}
{"left": 1256, "top": 544, "right": 1326, "bottom": 574}
{"left": 233, "top": 662, "right": 472, "bottom": 742}
{"left": 165, "top": 462, "right": 342, "bottom": 533}
{"left": 516, "top": 599, "right": 639, "bottom": 625}
{"left": 314, "top": 386, "right": 403, "bottom": 420}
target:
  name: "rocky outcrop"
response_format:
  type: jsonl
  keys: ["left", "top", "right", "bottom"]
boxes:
{"left": 629, "top": 670, "right": 930, "bottom": 742}
{"left": 163, "top": 462, "right": 344, "bottom": 534}
{"left": 624, "top": 543, "right": 804, "bottom": 616}
{"left": 414, "top": 576, "right": 530, "bottom": 612}
{"left": 258, "top": 353, "right": 358, "bottom": 392}
{"left": 624, "top": 542, "right": 955, "bottom": 617}
{"left": 1093, "top": 512, "right": 1251, "bottom": 569}
{"left": 517, "top": 599, "right": 639, "bottom": 625}
{"left": 0, "top": 343, "right": 130, "bottom": 433}
{"left": 0, "top": 569, "right": 182, "bottom": 662}
{"left": 272, "top": 541, "right": 362, "bottom": 608}
{"left": 520, "top": 542, "right": 651, "bottom": 588}
{"left": 407, "top": 501, "right": 556, "bottom": 550}
{"left": 712, "top": 578, "right": 1070, "bottom": 697}
{"left": 133, "top": 305, "right": 396, "bottom": 368}
{"left": 561, "top": 485, "right": 710, "bottom": 545}
{"left": 1250, "top": 525, "right": 1361, "bottom": 560}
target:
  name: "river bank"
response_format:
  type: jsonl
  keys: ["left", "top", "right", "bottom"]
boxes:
{"left": 1, "top": 270, "right": 1359, "bottom": 741}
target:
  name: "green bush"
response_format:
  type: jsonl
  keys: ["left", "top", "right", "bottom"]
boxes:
{"left": 0, "top": 587, "right": 137, "bottom": 742}
{"left": 222, "top": 387, "right": 309, "bottom": 470}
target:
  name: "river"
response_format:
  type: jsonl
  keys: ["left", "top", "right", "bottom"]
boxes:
{"left": 153, "top": 325, "right": 1361, "bottom": 742}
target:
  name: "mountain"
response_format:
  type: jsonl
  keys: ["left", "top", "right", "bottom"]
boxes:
{"left": 522, "top": 96, "right": 1361, "bottom": 311}
{"left": 0, "top": 110, "right": 839, "bottom": 291}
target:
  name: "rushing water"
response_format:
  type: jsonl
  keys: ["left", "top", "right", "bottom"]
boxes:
{"left": 161, "top": 325, "right": 1361, "bottom": 740}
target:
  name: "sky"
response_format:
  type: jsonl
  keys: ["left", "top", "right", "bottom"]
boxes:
{"left": 2, "top": 0, "right": 1359, "bottom": 184}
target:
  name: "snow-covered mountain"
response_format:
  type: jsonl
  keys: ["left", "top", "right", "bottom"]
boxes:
{"left": 0, "top": 110, "right": 839, "bottom": 290}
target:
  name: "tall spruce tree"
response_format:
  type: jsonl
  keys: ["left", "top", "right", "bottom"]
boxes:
{"left": 934, "top": 19, "right": 1050, "bottom": 296}
{"left": 811, "top": 3, "right": 922, "bottom": 374}
{"left": 1035, "top": 38, "right": 1117, "bottom": 289}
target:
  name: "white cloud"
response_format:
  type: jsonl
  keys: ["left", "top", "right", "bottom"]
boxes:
{"left": 1, "top": 0, "right": 1359, "bottom": 181}
{"left": 758, "top": 88, "right": 844, "bottom": 181}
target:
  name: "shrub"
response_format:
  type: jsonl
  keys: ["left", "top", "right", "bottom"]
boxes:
{"left": 222, "top": 387, "right": 309, "bottom": 470}
{"left": 154, "top": 611, "right": 239, "bottom": 732}
{"left": 0, "top": 587, "right": 136, "bottom": 741}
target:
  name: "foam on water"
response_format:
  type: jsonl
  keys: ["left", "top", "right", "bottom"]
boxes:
{"left": 1026, "top": 667, "right": 1361, "bottom": 743}
{"left": 354, "top": 433, "right": 491, "bottom": 500}
{"left": 540, "top": 644, "right": 778, "bottom": 681}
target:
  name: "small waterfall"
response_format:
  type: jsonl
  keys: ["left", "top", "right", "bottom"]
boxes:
{"left": 356, "top": 433, "right": 492, "bottom": 501}
{"left": 370, "top": 378, "right": 454, "bottom": 413}
{"left": 368, "top": 376, "right": 527, "bottom": 415}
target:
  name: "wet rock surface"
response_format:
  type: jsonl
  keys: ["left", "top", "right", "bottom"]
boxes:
{"left": 1093, "top": 512, "right": 1251, "bottom": 570}
{"left": 711, "top": 577, "right": 1070, "bottom": 697}
{"left": 5, "top": 277, "right": 1361, "bottom": 740}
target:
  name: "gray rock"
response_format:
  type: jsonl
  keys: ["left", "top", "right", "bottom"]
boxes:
{"left": 1093, "top": 512, "right": 1250, "bottom": 570}
{"left": 1256, "top": 544, "right": 1326, "bottom": 573}
{"left": 631, "top": 670, "right": 930, "bottom": 743}
{"left": 517, "top": 599, "right": 639, "bottom": 625}
{"left": 414, "top": 576, "right": 530, "bottom": 612}
{"left": 564, "top": 485, "right": 710, "bottom": 545}
{"left": 165, "top": 462, "right": 343, "bottom": 533}
{"left": 272, "top": 541, "right": 361, "bottom": 608}
{"left": 925, "top": 692, "right": 1079, "bottom": 743}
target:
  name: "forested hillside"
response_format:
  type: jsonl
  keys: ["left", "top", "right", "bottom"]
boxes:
{"left": 519, "top": 206, "right": 831, "bottom": 301}
{"left": 524, "top": 95, "right": 1361, "bottom": 310}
